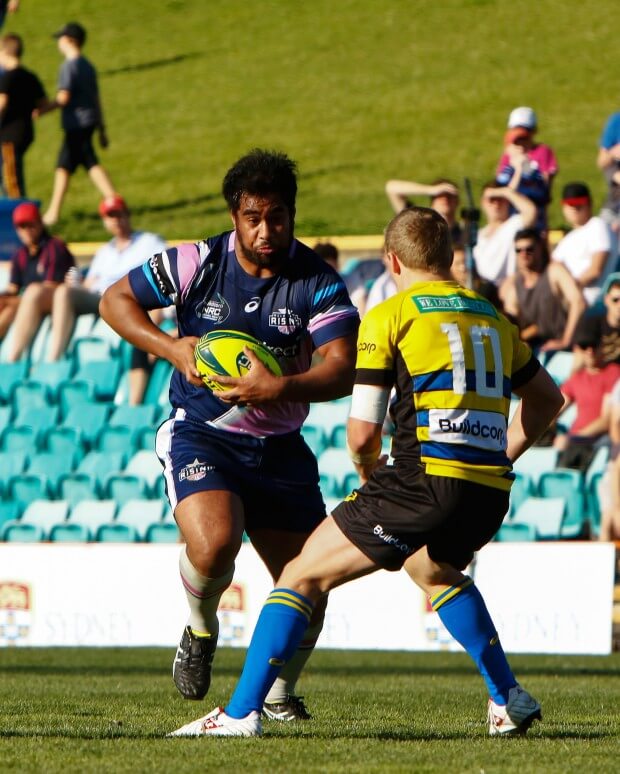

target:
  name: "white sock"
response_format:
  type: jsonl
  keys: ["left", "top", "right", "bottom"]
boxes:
{"left": 264, "top": 616, "right": 324, "bottom": 703}
{"left": 179, "top": 547, "right": 234, "bottom": 637}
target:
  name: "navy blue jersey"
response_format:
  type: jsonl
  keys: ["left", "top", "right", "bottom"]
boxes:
{"left": 128, "top": 231, "right": 359, "bottom": 436}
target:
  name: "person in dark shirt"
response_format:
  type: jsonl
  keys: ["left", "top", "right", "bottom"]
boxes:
{"left": 0, "top": 34, "right": 46, "bottom": 197}
{"left": 0, "top": 201, "right": 74, "bottom": 342}
{"left": 38, "top": 22, "right": 116, "bottom": 225}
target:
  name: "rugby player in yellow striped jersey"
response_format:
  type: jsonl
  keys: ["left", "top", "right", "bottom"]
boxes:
{"left": 169, "top": 206, "right": 563, "bottom": 739}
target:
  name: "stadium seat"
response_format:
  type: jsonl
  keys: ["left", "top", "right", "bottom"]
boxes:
{"left": 300, "top": 423, "right": 328, "bottom": 457}
{"left": 49, "top": 522, "right": 90, "bottom": 542}
{"left": 90, "top": 316, "right": 123, "bottom": 354}
{"left": 77, "top": 451, "right": 126, "bottom": 490}
{"left": 72, "top": 336, "right": 114, "bottom": 367}
{"left": 2, "top": 499, "right": 70, "bottom": 541}
{"left": 1, "top": 523, "right": 43, "bottom": 542}
{"left": 0, "top": 361, "right": 28, "bottom": 402}
{"left": 115, "top": 498, "right": 164, "bottom": 540}
{"left": 306, "top": 401, "right": 352, "bottom": 439}
{"left": 109, "top": 404, "right": 158, "bottom": 434}
{"left": 28, "top": 452, "right": 76, "bottom": 496}
{"left": 73, "top": 360, "right": 122, "bottom": 401}
{"left": 56, "top": 379, "right": 97, "bottom": 420}
{"left": 58, "top": 472, "right": 100, "bottom": 507}
{"left": 319, "top": 471, "right": 341, "bottom": 499}
{"left": 495, "top": 522, "right": 537, "bottom": 542}
{"left": 0, "top": 449, "right": 28, "bottom": 486}
{"left": 586, "top": 470, "right": 605, "bottom": 537}
{"left": 0, "top": 405, "right": 12, "bottom": 433}
{"left": 95, "top": 425, "right": 137, "bottom": 456}
{"left": 0, "top": 501, "right": 20, "bottom": 532}
{"left": 508, "top": 471, "right": 536, "bottom": 516}
{"left": 12, "top": 406, "right": 60, "bottom": 441}
{"left": 65, "top": 313, "right": 97, "bottom": 354}
{"left": 134, "top": 425, "right": 156, "bottom": 451}
{"left": 124, "top": 450, "right": 162, "bottom": 490}
{"left": 538, "top": 468, "right": 587, "bottom": 538}
{"left": 329, "top": 424, "right": 347, "bottom": 449}
{"left": 11, "top": 380, "right": 51, "bottom": 413}
{"left": 585, "top": 445, "right": 610, "bottom": 486}
{"left": 511, "top": 447, "right": 559, "bottom": 487}
{"left": 6, "top": 474, "right": 51, "bottom": 513}
{"left": 151, "top": 475, "right": 167, "bottom": 500}
{"left": 62, "top": 403, "right": 111, "bottom": 448}
{"left": 146, "top": 522, "right": 180, "bottom": 543}
{"left": 511, "top": 496, "right": 566, "bottom": 540}
{"left": 317, "top": 448, "right": 356, "bottom": 493}
{"left": 29, "top": 361, "right": 74, "bottom": 399}
{"left": 0, "top": 424, "right": 38, "bottom": 453}
{"left": 544, "top": 351, "right": 574, "bottom": 386}
{"left": 95, "top": 523, "right": 139, "bottom": 542}
{"left": 104, "top": 473, "right": 149, "bottom": 506}
{"left": 28, "top": 316, "right": 51, "bottom": 363}
{"left": 143, "top": 359, "right": 174, "bottom": 406}
{"left": 43, "top": 426, "right": 85, "bottom": 464}
{"left": 69, "top": 499, "right": 117, "bottom": 539}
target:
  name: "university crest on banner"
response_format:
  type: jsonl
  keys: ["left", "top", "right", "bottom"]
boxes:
{"left": 0, "top": 581, "right": 32, "bottom": 646}
{"left": 217, "top": 583, "right": 246, "bottom": 646}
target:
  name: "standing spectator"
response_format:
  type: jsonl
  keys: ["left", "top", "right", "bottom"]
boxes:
{"left": 552, "top": 182, "right": 614, "bottom": 307}
{"left": 450, "top": 247, "right": 502, "bottom": 310}
{"left": 500, "top": 228, "right": 585, "bottom": 354}
{"left": 597, "top": 109, "right": 620, "bottom": 233}
{"left": 495, "top": 107, "right": 558, "bottom": 233}
{"left": 553, "top": 315, "right": 620, "bottom": 471}
{"left": 0, "top": 34, "right": 47, "bottom": 197}
{"left": 0, "top": 201, "right": 74, "bottom": 343}
{"left": 385, "top": 178, "right": 463, "bottom": 246}
{"left": 39, "top": 22, "right": 116, "bottom": 226}
{"left": 0, "top": 1, "right": 19, "bottom": 31}
{"left": 473, "top": 183, "right": 536, "bottom": 285}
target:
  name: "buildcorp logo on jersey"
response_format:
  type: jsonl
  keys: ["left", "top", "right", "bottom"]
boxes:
{"left": 373, "top": 524, "right": 411, "bottom": 553}
{"left": 429, "top": 408, "right": 507, "bottom": 451}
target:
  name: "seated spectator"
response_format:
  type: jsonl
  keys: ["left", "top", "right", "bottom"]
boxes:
{"left": 473, "top": 183, "right": 537, "bottom": 285}
{"left": 553, "top": 315, "right": 620, "bottom": 471}
{"left": 599, "top": 380, "right": 620, "bottom": 541}
{"left": 495, "top": 106, "right": 558, "bottom": 232}
{"left": 552, "top": 182, "right": 614, "bottom": 307}
{"left": 571, "top": 273, "right": 620, "bottom": 372}
{"left": 7, "top": 195, "right": 165, "bottom": 364}
{"left": 499, "top": 228, "right": 585, "bottom": 354}
{"left": 312, "top": 241, "right": 339, "bottom": 271}
{"left": 385, "top": 178, "right": 463, "bottom": 246}
{"left": 1, "top": 201, "right": 74, "bottom": 344}
{"left": 450, "top": 247, "right": 502, "bottom": 310}
{"left": 597, "top": 109, "right": 620, "bottom": 234}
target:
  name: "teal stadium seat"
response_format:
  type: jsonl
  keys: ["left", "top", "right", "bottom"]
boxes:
{"left": 0, "top": 361, "right": 28, "bottom": 402}
{"left": 1, "top": 499, "right": 69, "bottom": 541}
{"left": 0, "top": 405, "right": 11, "bottom": 433}
{"left": 306, "top": 400, "right": 351, "bottom": 440}
{"left": 0, "top": 449, "right": 27, "bottom": 486}
{"left": 62, "top": 403, "right": 111, "bottom": 448}
{"left": 58, "top": 472, "right": 100, "bottom": 506}
{"left": 511, "top": 496, "right": 566, "bottom": 540}
{"left": 124, "top": 450, "right": 163, "bottom": 491}
{"left": 319, "top": 471, "right": 341, "bottom": 499}
{"left": 68, "top": 499, "right": 117, "bottom": 540}
{"left": 110, "top": 404, "right": 158, "bottom": 431}
{"left": 544, "top": 351, "right": 574, "bottom": 385}
{"left": 6, "top": 474, "right": 51, "bottom": 513}
{"left": 28, "top": 452, "right": 76, "bottom": 496}
{"left": 0, "top": 424, "right": 38, "bottom": 453}
{"left": 495, "top": 522, "right": 537, "bottom": 541}
{"left": 143, "top": 359, "right": 174, "bottom": 406}
{"left": 29, "top": 361, "right": 74, "bottom": 399}
{"left": 511, "top": 447, "right": 559, "bottom": 487}
{"left": 72, "top": 336, "right": 114, "bottom": 367}
{"left": 329, "top": 424, "right": 347, "bottom": 449}
{"left": 57, "top": 379, "right": 96, "bottom": 420}
{"left": 585, "top": 445, "right": 610, "bottom": 486}
{"left": 49, "top": 522, "right": 90, "bottom": 542}
{"left": 13, "top": 406, "right": 60, "bottom": 443}
{"left": 43, "top": 426, "right": 85, "bottom": 464}
{"left": 90, "top": 316, "right": 123, "bottom": 354}
{"left": 146, "top": 522, "right": 180, "bottom": 543}
{"left": 538, "top": 468, "right": 587, "bottom": 538}
{"left": 508, "top": 471, "right": 535, "bottom": 516}
{"left": 73, "top": 360, "right": 122, "bottom": 401}
{"left": 134, "top": 425, "right": 156, "bottom": 451}
{"left": 11, "top": 380, "right": 51, "bottom": 413}
{"left": 0, "top": 501, "right": 20, "bottom": 533}
{"left": 28, "top": 316, "right": 51, "bottom": 363}
{"left": 300, "top": 423, "right": 328, "bottom": 456}
{"left": 104, "top": 473, "right": 149, "bottom": 506}
{"left": 115, "top": 498, "right": 164, "bottom": 540}
{"left": 95, "top": 425, "right": 137, "bottom": 456}
{"left": 77, "top": 451, "right": 125, "bottom": 490}
{"left": 317, "top": 448, "right": 356, "bottom": 494}
{"left": 66, "top": 313, "right": 97, "bottom": 355}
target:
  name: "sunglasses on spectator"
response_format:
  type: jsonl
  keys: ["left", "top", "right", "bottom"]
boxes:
{"left": 102, "top": 210, "right": 125, "bottom": 218}
{"left": 15, "top": 222, "right": 39, "bottom": 229}
{"left": 608, "top": 296, "right": 620, "bottom": 304}
{"left": 515, "top": 245, "right": 535, "bottom": 254}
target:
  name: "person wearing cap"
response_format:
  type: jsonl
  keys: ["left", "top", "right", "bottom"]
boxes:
{"left": 49, "top": 196, "right": 166, "bottom": 367}
{"left": 495, "top": 107, "right": 558, "bottom": 232}
{"left": 384, "top": 177, "right": 463, "bottom": 247}
{"left": 499, "top": 228, "right": 585, "bottom": 355}
{"left": 473, "top": 181, "right": 537, "bottom": 285}
{"left": 0, "top": 33, "right": 47, "bottom": 197}
{"left": 36, "top": 21, "right": 116, "bottom": 226}
{"left": 552, "top": 182, "right": 614, "bottom": 307}
{"left": 0, "top": 201, "right": 74, "bottom": 344}
{"left": 552, "top": 314, "right": 620, "bottom": 472}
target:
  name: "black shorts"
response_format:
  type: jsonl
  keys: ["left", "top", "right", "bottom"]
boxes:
{"left": 156, "top": 411, "right": 326, "bottom": 533}
{"left": 332, "top": 462, "right": 509, "bottom": 572}
{"left": 57, "top": 127, "right": 99, "bottom": 173}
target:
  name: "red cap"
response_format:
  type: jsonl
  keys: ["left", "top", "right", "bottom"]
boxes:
{"left": 504, "top": 126, "right": 532, "bottom": 145}
{"left": 98, "top": 194, "right": 128, "bottom": 217}
{"left": 12, "top": 201, "right": 41, "bottom": 226}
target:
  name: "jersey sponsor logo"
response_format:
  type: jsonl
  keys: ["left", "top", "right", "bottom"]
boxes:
{"left": 178, "top": 458, "right": 214, "bottom": 482}
{"left": 413, "top": 294, "right": 498, "bottom": 319}
{"left": 428, "top": 408, "right": 507, "bottom": 451}
{"left": 373, "top": 524, "right": 411, "bottom": 554}
{"left": 269, "top": 308, "right": 302, "bottom": 334}
{"left": 244, "top": 297, "right": 261, "bottom": 313}
{"left": 357, "top": 341, "right": 376, "bottom": 353}
{"left": 266, "top": 343, "right": 299, "bottom": 358}
{"left": 196, "top": 292, "right": 230, "bottom": 323}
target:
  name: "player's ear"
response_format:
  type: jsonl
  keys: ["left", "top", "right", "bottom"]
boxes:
{"left": 386, "top": 251, "right": 401, "bottom": 275}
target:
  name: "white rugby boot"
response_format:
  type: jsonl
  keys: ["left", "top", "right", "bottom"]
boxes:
{"left": 168, "top": 706, "right": 262, "bottom": 737}
{"left": 488, "top": 685, "right": 542, "bottom": 736}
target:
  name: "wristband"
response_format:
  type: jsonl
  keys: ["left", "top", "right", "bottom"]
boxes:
{"left": 346, "top": 441, "right": 381, "bottom": 466}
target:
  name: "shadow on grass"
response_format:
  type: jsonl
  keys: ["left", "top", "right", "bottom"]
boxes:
{"left": 101, "top": 53, "right": 200, "bottom": 77}
{"left": 64, "top": 193, "right": 226, "bottom": 226}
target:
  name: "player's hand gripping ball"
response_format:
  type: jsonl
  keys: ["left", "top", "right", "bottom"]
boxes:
{"left": 194, "top": 330, "right": 282, "bottom": 392}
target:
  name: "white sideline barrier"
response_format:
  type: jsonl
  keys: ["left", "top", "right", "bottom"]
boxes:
{"left": 0, "top": 542, "right": 615, "bottom": 654}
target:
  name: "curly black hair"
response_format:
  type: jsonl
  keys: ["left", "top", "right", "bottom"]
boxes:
{"left": 222, "top": 148, "right": 297, "bottom": 213}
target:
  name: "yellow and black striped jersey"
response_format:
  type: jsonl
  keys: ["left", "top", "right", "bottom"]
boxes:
{"left": 356, "top": 280, "right": 539, "bottom": 491}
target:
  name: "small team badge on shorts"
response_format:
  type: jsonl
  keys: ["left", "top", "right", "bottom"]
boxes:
{"left": 179, "top": 459, "right": 213, "bottom": 482}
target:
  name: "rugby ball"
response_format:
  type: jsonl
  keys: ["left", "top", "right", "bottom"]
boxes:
{"left": 195, "top": 330, "right": 282, "bottom": 392}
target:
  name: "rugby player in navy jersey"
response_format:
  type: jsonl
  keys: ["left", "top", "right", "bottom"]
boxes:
{"left": 168, "top": 206, "right": 563, "bottom": 739}
{"left": 99, "top": 149, "right": 359, "bottom": 720}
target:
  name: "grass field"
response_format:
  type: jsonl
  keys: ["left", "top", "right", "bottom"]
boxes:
{"left": 8, "top": 1, "right": 620, "bottom": 242}
{"left": 0, "top": 647, "right": 618, "bottom": 772}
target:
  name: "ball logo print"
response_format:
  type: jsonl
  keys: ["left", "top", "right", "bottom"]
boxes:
{"left": 195, "top": 330, "right": 282, "bottom": 392}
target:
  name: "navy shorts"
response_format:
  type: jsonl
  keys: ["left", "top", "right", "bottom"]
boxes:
{"left": 332, "top": 461, "right": 509, "bottom": 572}
{"left": 57, "top": 127, "right": 99, "bottom": 173}
{"left": 155, "top": 411, "right": 326, "bottom": 533}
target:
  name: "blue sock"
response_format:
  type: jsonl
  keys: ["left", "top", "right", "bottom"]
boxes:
{"left": 431, "top": 577, "right": 516, "bottom": 704}
{"left": 225, "top": 588, "right": 313, "bottom": 719}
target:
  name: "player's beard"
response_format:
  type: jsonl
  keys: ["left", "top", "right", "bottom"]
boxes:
{"left": 238, "top": 240, "right": 291, "bottom": 270}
